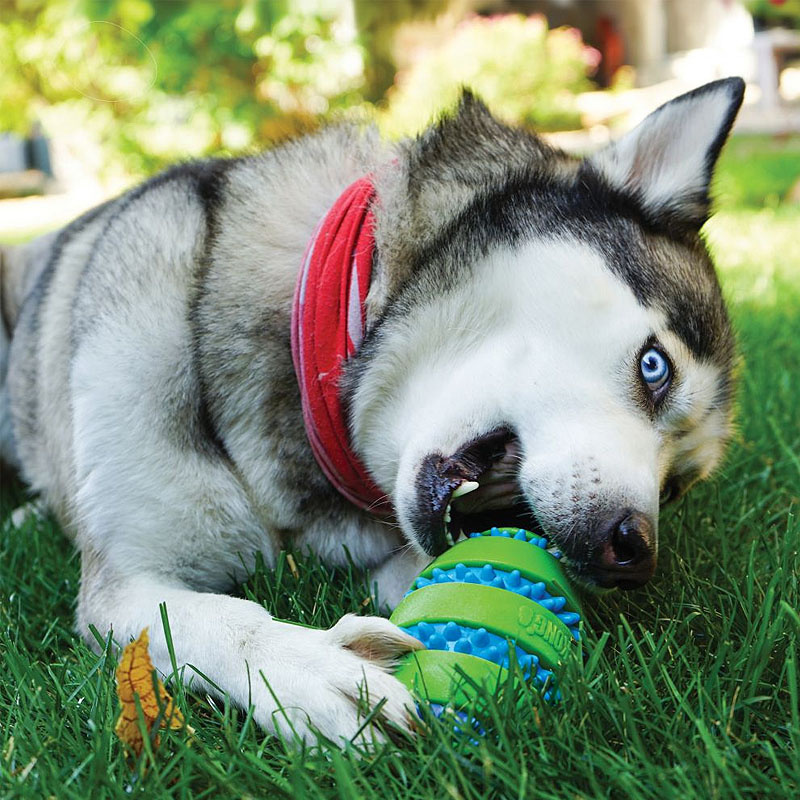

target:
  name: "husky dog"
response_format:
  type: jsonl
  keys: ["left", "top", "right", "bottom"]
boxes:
{"left": 0, "top": 78, "right": 743, "bottom": 743}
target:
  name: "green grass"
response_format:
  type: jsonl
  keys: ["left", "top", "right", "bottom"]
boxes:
{"left": 2, "top": 135, "right": 799, "bottom": 799}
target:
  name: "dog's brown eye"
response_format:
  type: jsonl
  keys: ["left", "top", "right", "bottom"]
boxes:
{"left": 660, "top": 476, "right": 682, "bottom": 505}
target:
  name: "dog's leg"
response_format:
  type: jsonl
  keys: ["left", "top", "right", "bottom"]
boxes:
{"left": 79, "top": 556, "right": 421, "bottom": 744}
{"left": 369, "top": 547, "right": 430, "bottom": 611}
{"left": 52, "top": 175, "right": 423, "bottom": 745}
{"left": 70, "top": 324, "right": 420, "bottom": 745}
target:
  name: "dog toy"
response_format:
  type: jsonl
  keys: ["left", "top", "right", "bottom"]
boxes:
{"left": 390, "top": 527, "right": 581, "bottom": 714}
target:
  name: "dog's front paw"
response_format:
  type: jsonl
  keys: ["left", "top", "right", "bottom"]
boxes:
{"left": 256, "top": 614, "right": 422, "bottom": 746}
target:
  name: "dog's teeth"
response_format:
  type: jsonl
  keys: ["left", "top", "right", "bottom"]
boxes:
{"left": 444, "top": 529, "right": 455, "bottom": 547}
{"left": 452, "top": 480, "right": 479, "bottom": 498}
{"left": 444, "top": 503, "right": 452, "bottom": 523}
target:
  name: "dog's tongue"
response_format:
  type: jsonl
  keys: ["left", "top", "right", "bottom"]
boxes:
{"left": 451, "top": 438, "right": 521, "bottom": 513}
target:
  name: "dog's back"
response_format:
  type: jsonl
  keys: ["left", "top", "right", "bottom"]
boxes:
{"left": 1, "top": 125, "right": 385, "bottom": 534}
{"left": 1, "top": 230, "right": 61, "bottom": 470}
{"left": 2, "top": 200, "right": 119, "bottom": 520}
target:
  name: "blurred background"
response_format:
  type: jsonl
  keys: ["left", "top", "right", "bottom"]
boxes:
{"left": 0, "top": 0, "right": 798, "bottom": 241}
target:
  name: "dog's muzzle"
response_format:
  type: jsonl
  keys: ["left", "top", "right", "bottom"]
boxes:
{"left": 406, "top": 428, "right": 657, "bottom": 590}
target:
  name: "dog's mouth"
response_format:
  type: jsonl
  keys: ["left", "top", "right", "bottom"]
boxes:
{"left": 410, "top": 427, "right": 544, "bottom": 555}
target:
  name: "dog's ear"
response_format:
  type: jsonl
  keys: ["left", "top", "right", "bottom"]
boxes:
{"left": 370, "top": 89, "right": 551, "bottom": 314}
{"left": 403, "top": 88, "right": 542, "bottom": 211}
{"left": 587, "top": 77, "right": 745, "bottom": 230}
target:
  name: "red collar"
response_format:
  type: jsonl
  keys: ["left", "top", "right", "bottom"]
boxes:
{"left": 290, "top": 177, "right": 393, "bottom": 516}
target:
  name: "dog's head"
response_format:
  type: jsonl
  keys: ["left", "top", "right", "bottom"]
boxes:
{"left": 345, "top": 79, "right": 744, "bottom": 590}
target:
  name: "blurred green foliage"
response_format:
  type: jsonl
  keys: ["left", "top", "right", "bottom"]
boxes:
{"left": 383, "top": 14, "right": 599, "bottom": 136}
{"left": 0, "top": 0, "right": 367, "bottom": 177}
{"left": 713, "top": 134, "right": 800, "bottom": 209}
{"left": 745, "top": 0, "right": 800, "bottom": 23}
{"left": 0, "top": 0, "right": 602, "bottom": 181}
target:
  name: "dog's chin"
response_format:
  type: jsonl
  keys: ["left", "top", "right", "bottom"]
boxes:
{"left": 565, "top": 570, "right": 618, "bottom": 595}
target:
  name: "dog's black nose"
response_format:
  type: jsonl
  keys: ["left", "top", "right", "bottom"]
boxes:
{"left": 593, "top": 510, "right": 656, "bottom": 589}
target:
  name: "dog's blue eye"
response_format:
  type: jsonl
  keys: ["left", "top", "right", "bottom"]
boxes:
{"left": 640, "top": 347, "right": 670, "bottom": 391}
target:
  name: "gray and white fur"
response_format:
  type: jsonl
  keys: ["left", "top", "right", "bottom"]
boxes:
{"left": 0, "top": 78, "right": 744, "bottom": 743}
